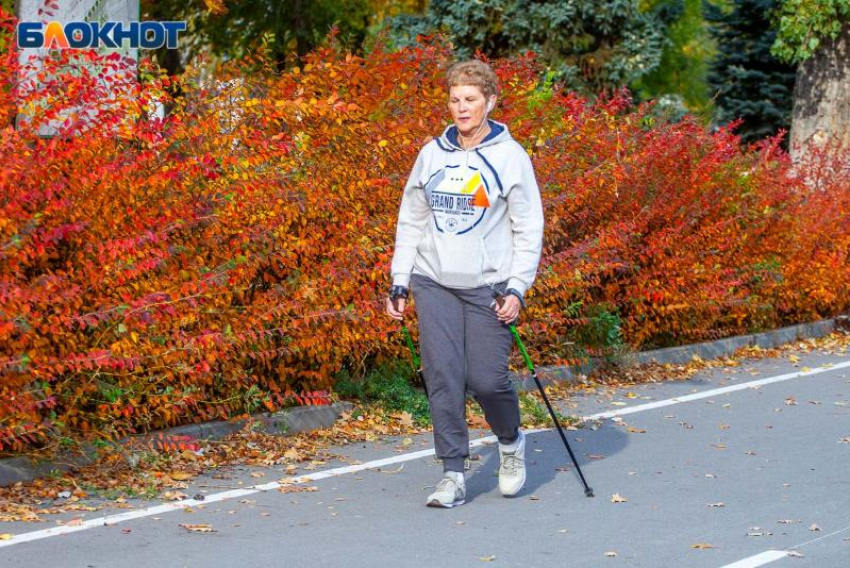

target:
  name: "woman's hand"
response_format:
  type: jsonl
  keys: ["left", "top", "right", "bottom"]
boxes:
{"left": 494, "top": 294, "right": 521, "bottom": 324}
{"left": 386, "top": 296, "right": 407, "bottom": 321}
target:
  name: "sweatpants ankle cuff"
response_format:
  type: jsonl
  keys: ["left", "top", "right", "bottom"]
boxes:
{"left": 442, "top": 457, "right": 466, "bottom": 472}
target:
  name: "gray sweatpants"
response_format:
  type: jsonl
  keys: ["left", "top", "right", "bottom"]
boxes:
{"left": 410, "top": 273, "right": 520, "bottom": 473}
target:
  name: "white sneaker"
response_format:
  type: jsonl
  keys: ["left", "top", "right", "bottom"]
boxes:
{"left": 498, "top": 430, "right": 526, "bottom": 497}
{"left": 426, "top": 473, "right": 466, "bottom": 508}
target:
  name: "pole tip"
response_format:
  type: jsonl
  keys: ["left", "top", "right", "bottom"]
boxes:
{"left": 585, "top": 487, "right": 594, "bottom": 498}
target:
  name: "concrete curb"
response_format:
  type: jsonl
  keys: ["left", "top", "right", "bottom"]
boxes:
{"left": 512, "top": 318, "right": 839, "bottom": 391}
{"left": 2, "top": 316, "right": 844, "bottom": 486}
{"left": 0, "top": 402, "right": 353, "bottom": 487}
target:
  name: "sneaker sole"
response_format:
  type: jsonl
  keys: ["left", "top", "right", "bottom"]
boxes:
{"left": 426, "top": 498, "right": 465, "bottom": 508}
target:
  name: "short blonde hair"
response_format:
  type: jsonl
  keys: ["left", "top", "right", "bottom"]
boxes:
{"left": 445, "top": 59, "right": 499, "bottom": 99}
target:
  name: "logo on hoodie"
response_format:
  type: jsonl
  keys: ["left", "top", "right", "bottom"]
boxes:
{"left": 425, "top": 165, "right": 491, "bottom": 234}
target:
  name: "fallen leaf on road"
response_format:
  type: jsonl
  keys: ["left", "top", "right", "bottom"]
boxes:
{"left": 777, "top": 519, "right": 797, "bottom": 524}
{"left": 611, "top": 494, "right": 628, "bottom": 503}
{"left": 180, "top": 523, "right": 216, "bottom": 533}
{"left": 785, "top": 397, "right": 797, "bottom": 406}
{"left": 162, "top": 491, "right": 187, "bottom": 501}
{"left": 809, "top": 523, "right": 821, "bottom": 532}
{"left": 528, "top": 495, "right": 541, "bottom": 501}
{"left": 0, "top": 533, "right": 12, "bottom": 540}
{"left": 250, "top": 472, "right": 265, "bottom": 478}
{"left": 586, "top": 454, "right": 605, "bottom": 460}
{"left": 611, "top": 402, "right": 626, "bottom": 406}
{"left": 278, "top": 485, "right": 319, "bottom": 494}
{"left": 691, "top": 543, "right": 714, "bottom": 549}
{"left": 66, "top": 518, "right": 83, "bottom": 526}
{"left": 707, "top": 502, "right": 725, "bottom": 507}
{"left": 626, "top": 426, "right": 646, "bottom": 434}
{"left": 169, "top": 471, "right": 193, "bottom": 481}
{"left": 840, "top": 437, "right": 850, "bottom": 444}
{"left": 479, "top": 555, "right": 496, "bottom": 562}
{"left": 787, "top": 550, "right": 804, "bottom": 558}
{"left": 604, "top": 551, "right": 617, "bottom": 557}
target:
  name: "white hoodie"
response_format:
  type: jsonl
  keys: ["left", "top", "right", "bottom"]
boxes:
{"left": 390, "top": 120, "right": 544, "bottom": 300}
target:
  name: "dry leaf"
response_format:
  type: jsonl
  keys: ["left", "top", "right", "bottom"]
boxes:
{"left": 809, "top": 523, "right": 821, "bottom": 532}
{"left": 787, "top": 550, "right": 804, "bottom": 558}
{"left": 397, "top": 412, "right": 415, "bottom": 428}
{"left": 626, "top": 426, "right": 646, "bottom": 434}
{"left": 604, "top": 551, "right": 617, "bottom": 557}
{"left": 479, "top": 555, "right": 496, "bottom": 562}
{"left": 707, "top": 502, "right": 725, "bottom": 507}
{"left": 691, "top": 543, "right": 714, "bottom": 549}
{"left": 162, "top": 491, "right": 187, "bottom": 501}
{"left": 586, "top": 454, "right": 605, "bottom": 460}
{"left": 180, "top": 523, "right": 216, "bottom": 533}
{"left": 611, "top": 493, "right": 628, "bottom": 503}
{"left": 610, "top": 402, "right": 626, "bottom": 406}
{"left": 278, "top": 485, "right": 319, "bottom": 494}
{"left": 250, "top": 472, "right": 265, "bottom": 478}
{"left": 0, "top": 533, "right": 13, "bottom": 540}
{"left": 169, "top": 471, "right": 193, "bottom": 481}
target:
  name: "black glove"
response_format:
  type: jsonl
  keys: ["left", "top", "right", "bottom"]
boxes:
{"left": 388, "top": 285, "right": 409, "bottom": 301}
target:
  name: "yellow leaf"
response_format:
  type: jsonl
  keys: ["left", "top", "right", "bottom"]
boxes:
{"left": 378, "top": 140, "right": 388, "bottom": 147}
{"left": 0, "top": 534, "right": 13, "bottom": 540}
{"left": 692, "top": 543, "right": 714, "bottom": 549}
{"left": 611, "top": 493, "right": 628, "bottom": 503}
{"left": 169, "top": 471, "right": 193, "bottom": 481}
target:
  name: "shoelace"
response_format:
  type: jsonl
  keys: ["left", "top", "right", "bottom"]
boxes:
{"left": 436, "top": 477, "right": 460, "bottom": 494}
{"left": 500, "top": 452, "right": 524, "bottom": 475}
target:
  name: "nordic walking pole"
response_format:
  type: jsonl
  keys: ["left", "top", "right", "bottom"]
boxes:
{"left": 495, "top": 293, "right": 594, "bottom": 498}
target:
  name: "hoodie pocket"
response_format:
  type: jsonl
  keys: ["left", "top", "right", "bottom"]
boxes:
{"left": 429, "top": 231, "right": 486, "bottom": 287}
{"left": 480, "top": 236, "right": 505, "bottom": 282}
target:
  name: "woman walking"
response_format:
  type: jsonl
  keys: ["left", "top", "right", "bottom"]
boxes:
{"left": 386, "top": 59, "right": 544, "bottom": 508}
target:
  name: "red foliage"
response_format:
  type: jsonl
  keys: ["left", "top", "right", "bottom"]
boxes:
{"left": 1, "top": 7, "right": 848, "bottom": 453}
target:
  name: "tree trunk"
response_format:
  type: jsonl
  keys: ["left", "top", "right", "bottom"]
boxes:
{"left": 790, "top": 21, "right": 850, "bottom": 162}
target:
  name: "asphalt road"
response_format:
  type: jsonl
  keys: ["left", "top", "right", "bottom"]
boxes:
{"left": 1, "top": 344, "right": 848, "bottom": 568}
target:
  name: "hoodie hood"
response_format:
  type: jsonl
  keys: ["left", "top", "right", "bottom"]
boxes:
{"left": 436, "top": 119, "right": 513, "bottom": 152}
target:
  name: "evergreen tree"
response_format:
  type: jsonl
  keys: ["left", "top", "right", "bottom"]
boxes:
{"left": 388, "top": 0, "right": 667, "bottom": 98}
{"left": 706, "top": 0, "right": 796, "bottom": 145}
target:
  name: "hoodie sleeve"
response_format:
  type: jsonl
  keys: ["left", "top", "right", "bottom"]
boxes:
{"left": 504, "top": 148, "right": 544, "bottom": 298}
{"left": 390, "top": 147, "right": 431, "bottom": 288}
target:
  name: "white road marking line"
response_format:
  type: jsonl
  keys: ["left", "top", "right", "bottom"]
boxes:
{"left": 584, "top": 359, "right": 850, "bottom": 421}
{"left": 718, "top": 550, "right": 789, "bottom": 568}
{"left": 1, "top": 359, "right": 846, "bottom": 549}
{"left": 718, "top": 523, "right": 850, "bottom": 567}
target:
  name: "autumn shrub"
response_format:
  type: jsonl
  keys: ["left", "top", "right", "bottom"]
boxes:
{"left": 1, "top": 6, "right": 849, "bottom": 454}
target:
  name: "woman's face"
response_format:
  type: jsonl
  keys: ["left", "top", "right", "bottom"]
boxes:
{"left": 448, "top": 84, "right": 494, "bottom": 137}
